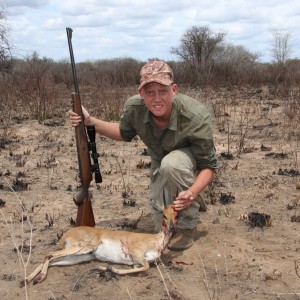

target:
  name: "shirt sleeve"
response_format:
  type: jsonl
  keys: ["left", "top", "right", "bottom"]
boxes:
{"left": 188, "top": 110, "right": 220, "bottom": 170}
{"left": 119, "top": 101, "right": 138, "bottom": 142}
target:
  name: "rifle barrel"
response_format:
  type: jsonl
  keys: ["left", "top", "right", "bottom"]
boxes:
{"left": 66, "top": 27, "right": 80, "bottom": 95}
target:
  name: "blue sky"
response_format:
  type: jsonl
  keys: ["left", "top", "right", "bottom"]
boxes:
{"left": 3, "top": 0, "right": 300, "bottom": 63}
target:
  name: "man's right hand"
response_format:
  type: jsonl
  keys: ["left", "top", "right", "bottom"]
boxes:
{"left": 68, "top": 106, "right": 91, "bottom": 127}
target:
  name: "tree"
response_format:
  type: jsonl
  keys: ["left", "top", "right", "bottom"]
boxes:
{"left": 271, "top": 31, "right": 292, "bottom": 66}
{"left": 271, "top": 31, "right": 292, "bottom": 84}
{"left": 170, "top": 25, "right": 226, "bottom": 84}
{"left": 0, "top": 5, "right": 12, "bottom": 71}
{"left": 217, "top": 44, "right": 260, "bottom": 84}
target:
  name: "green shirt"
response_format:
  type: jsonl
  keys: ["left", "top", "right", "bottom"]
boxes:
{"left": 120, "top": 93, "right": 219, "bottom": 170}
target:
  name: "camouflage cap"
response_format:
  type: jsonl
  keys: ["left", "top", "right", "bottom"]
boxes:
{"left": 138, "top": 61, "right": 174, "bottom": 91}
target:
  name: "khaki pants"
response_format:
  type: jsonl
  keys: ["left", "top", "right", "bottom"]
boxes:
{"left": 149, "top": 148, "right": 200, "bottom": 232}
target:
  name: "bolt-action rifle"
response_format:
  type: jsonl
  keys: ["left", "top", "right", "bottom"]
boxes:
{"left": 66, "top": 27, "right": 102, "bottom": 227}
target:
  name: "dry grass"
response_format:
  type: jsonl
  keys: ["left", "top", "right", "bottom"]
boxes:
{"left": 0, "top": 85, "right": 300, "bottom": 299}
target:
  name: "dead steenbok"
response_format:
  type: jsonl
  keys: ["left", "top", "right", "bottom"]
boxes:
{"left": 20, "top": 204, "right": 177, "bottom": 286}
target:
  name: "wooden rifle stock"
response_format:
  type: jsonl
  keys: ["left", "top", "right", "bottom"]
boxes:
{"left": 72, "top": 92, "right": 95, "bottom": 227}
{"left": 66, "top": 27, "right": 102, "bottom": 227}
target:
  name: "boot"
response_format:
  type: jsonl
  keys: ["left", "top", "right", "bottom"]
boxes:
{"left": 167, "top": 227, "right": 196, "bottom": 251}
{"left": 195, "top": 194, "right": 207, "bottom": 212}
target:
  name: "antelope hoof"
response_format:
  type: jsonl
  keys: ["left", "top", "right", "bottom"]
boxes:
{"left": 33, "top": 273, "right": 46, "bottom": 285}
{"left": 19, "top": 279, "right": 28, "bottom": 288}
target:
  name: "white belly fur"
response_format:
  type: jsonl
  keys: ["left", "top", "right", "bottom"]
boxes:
{"left": 94, "top": 239, "right": 135, "bottom": 265}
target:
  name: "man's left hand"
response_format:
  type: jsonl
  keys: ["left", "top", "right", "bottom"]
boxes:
{"left": 173, "top": 190, "right": 194, "bottom": 211}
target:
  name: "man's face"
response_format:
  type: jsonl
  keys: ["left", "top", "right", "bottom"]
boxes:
{"left": 139, "top": 82, "right": 178, "bottom": 120}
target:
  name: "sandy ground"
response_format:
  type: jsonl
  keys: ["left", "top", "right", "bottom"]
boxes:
{"left": 0, "top": 87, "right": 300, "bottom": 300}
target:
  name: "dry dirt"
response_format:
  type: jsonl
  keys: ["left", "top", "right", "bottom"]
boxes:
{"left": 0, "top": 87, "right": 300, "bottom": 300}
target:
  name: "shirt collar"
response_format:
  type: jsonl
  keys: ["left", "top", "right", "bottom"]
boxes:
{"left": 167, "top": 104, "right": 178, "bottom": 130}
{"left": 143, "top": 109, "right": 152, "bottom": 123}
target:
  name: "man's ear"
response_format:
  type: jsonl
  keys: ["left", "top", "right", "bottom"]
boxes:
{"left": 172, "top": 84, "right": 178, "bottom": 94}
{"left": 139, "top": 88, "right": 144, "bottom": 99}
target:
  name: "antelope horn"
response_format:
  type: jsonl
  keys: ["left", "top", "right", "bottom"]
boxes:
{"left": 173, "top": 188, "right": 179, "bottom": 200}
{"left": 163, "top": 189, "right": 167, "bottom": 208}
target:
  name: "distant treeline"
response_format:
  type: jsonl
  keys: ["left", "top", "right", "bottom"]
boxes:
{"left": 0, "top": 52, "right": 299, "bottom": 121}
{"left": 6, "top": 53, "right": 300, "bottom": 88}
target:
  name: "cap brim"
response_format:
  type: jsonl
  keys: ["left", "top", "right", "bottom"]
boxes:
{"left": 138, "top": 78, "right": 173, "bottom": 91}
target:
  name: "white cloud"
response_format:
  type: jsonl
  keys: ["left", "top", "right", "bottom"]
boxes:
{"left": 3, "top": 0, "right": 300, "bottom": 62}
{"left": 6, "top": 0, "right": 50, "bottom": 8}
{"left": 44, "top": 17, "right": 64, "bottom": 29}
